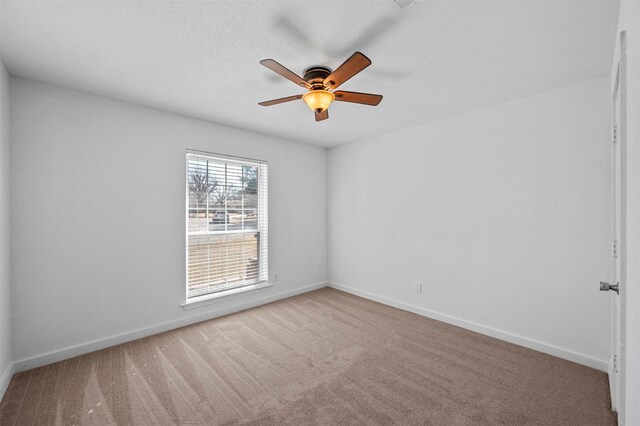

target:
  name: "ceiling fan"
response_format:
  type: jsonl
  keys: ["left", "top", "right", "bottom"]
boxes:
{"left": 258, "top": 52, "right": 383, "bottom": 122}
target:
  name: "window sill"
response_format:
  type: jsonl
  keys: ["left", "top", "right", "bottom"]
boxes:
{"left": 181, "top": 281, "right": 273, "bottom": 310}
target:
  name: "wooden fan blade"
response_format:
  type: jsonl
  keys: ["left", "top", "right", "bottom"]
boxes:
{"left": 334, "top": 91, "right": 383, "bottom": 106}
{"left": 315, "top": 109, "right": 329, "bottom": 121}
{"left": 260, "top": 59, "right": 310, "bottom": 88}
{"left": 323, "top": 52, "right": 371, "bottom": 89}
{"left": 258, "top": 94, "right": 303, "bottom": 106}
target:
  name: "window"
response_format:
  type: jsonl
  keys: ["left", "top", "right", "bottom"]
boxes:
{"left": 186, "top": 150, "right": 268, "bottom": 301}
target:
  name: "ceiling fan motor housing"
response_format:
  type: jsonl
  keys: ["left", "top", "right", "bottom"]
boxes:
{"left": 303, "top": 66, "right": 333, "bottom": 89}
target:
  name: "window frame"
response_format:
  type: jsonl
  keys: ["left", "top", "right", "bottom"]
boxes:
{"left": 183, "top": 149, "right": 269, "bottom": 306}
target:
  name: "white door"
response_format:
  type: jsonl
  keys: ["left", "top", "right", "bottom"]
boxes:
{"left": 607, "top": 30, "right": 626, "bottom": 418}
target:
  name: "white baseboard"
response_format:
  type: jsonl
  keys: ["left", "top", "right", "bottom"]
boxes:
{"left": 0, "top": 362, "right": 15, "bottom": 403}
{"left": 13, "top": 282, "right": 328, "bottom": 373}
{"left": 328, "top": 282, "right": 609, "bottom": 372}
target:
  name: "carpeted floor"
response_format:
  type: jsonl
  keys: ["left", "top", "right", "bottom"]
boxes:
{"left": 0, "top": 287, "right": 616, "bottom": 425}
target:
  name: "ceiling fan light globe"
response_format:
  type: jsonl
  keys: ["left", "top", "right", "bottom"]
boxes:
{"left": 302, "top": 90, "right": 335, "bottom": 112}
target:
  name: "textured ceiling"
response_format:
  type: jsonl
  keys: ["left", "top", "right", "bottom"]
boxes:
{"left": 0, "top": 0, "right": 620, "bottom": 147}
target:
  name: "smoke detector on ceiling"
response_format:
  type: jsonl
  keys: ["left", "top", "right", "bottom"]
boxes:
{"left": 388, "top": 0, "right": 417, "bottom": 10}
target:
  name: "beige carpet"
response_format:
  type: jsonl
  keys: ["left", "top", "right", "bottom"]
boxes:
{"left": 0, "top": 288, "right": 616, "bottom": 425}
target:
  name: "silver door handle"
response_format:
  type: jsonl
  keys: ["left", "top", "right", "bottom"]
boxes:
{"left": 600, "top": 281, "right": 620, "bottom": 294}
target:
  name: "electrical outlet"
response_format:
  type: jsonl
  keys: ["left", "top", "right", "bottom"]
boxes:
{"left": 274, "top": 272, "right": 279, "bottom": 283}
{"left": 415, "top": 283, "right": 422, "bottom": 294}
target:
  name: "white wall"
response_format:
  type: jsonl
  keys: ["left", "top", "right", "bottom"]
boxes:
{"left": 0, "top": 62, "right": 12, "bottom": 398}
{"left": 9, "top": 77, "right": 327, "bottom": 367}
{"left": 328, "top": 77, "right": 611, "bottom": 369}
{"left": 615, "top": 1, "right": 640, "bottom": 424}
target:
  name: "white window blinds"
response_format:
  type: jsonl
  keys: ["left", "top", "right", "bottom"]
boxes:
{"left": 186, "top": 151, "right": 268, "bottom": 300}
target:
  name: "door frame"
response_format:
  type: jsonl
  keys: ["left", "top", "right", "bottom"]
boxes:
{"left": 609, "top": 29, "right": 627, "bottom": 422}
